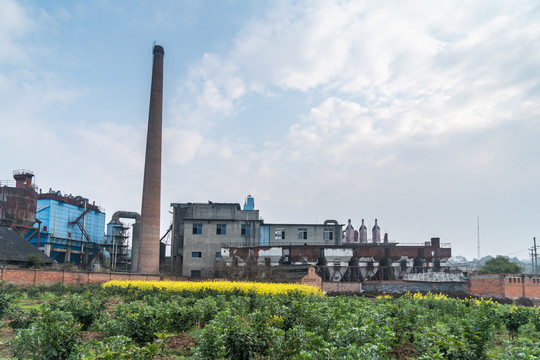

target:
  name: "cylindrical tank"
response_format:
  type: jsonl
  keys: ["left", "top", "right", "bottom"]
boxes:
{"left": 344, "top": 219, "right": 354, "bottom": 243}
{"left": 372, "top": 219, "right": 381, "bottom": 243}
{"left": 359, "top": 219, "right": 367, "bottom": 243}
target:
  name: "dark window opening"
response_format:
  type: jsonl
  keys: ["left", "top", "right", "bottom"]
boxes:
{"left": 323, "top": 228, "right": 333, "bottom": 241}
{"left": 241, "top": 224, "right": 251, "bottom": 236}
{"left": 216, "top": 224, "right": 226, "bottom": 235}
{"left": 192, "top": 224, "right": 202, "bottom": 235}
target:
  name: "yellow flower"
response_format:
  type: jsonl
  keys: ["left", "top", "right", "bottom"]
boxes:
{"left": 102, "top": 280, "right": 324, "bottom": 296}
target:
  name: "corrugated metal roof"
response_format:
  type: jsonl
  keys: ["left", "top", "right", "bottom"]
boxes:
{"left": 0, "top": 226, "right": 53, "bottom": 264}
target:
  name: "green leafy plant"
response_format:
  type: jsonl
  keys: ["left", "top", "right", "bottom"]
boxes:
{"left": 11, "top": 308, "right": 81, "bottom": 360}
{"left": 74, "top": 334, "right": 166, "bottom": 360}
{"left": 7, "top": 308, "right": 39, "bottom": 330}
{"left": 501, "top": 306, "right": 531, "bottom": 339}
{"left": 50, "top": 292, "right": 106, "bottom": 330}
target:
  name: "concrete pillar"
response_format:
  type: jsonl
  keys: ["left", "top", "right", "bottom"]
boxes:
{"left": 137, "top": 45, "right": 164, "bottom": 274}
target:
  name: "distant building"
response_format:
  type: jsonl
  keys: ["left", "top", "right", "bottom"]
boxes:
{"left": 170, "top": 198, "right": 343, "bottom": 278}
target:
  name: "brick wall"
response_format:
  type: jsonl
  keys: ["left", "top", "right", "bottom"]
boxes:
{"left": 468, "top": 274, "right": 540, "bottom": 300}
{"left": 301, "top": 267, "right": 322, "bottom": 289}
{"left": 467, "top": 275, "right": 506, "bottom": 298}
{"left": 0, "top": 268, "right": 172, "bottom": 286}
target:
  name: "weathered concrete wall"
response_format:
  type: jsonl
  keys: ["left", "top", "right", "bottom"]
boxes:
{"left": 468, "top": 274, "right": 540, "bottom": 300}
{"left": 0, "top": 268, "right": 176, "bottom": 286}
{"left": 171, "top": 203, "right": 261, "bottom": 277}
{"left": 265, "top": 224, "right": 342, "bottom": 246}
{"left": 363, "top": 280, "right": 467, "bottom": 294}
{"left": 322, "top": 282, "right": 362, "bottom": 293}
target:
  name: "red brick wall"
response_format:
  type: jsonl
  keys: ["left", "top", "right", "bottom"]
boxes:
{"left": 467, "top": 275, "right": 506, "bottom": 298}
{"left": 0, "top": 268, "right": 164, "bottom": 286}
{"left": 468, "top": 274, "right": 540, "bottom": 300}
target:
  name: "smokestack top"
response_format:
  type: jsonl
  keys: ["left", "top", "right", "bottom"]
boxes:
{"left": 153, "top": 45, "right": 164, "bottom": 55}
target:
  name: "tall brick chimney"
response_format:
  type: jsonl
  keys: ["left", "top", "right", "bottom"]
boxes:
{"left": 137, "top": 44, "right": 164, "bottom": 274}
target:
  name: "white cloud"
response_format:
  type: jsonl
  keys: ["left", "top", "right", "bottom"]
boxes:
{"left": 164, "top": 128, "right": 204, "bottom": 165}
{"left": 0, "top": 0, "right": 33, "bottom": 63}
{"left": 171, "top": 0, "right": 540, "bottom": 146}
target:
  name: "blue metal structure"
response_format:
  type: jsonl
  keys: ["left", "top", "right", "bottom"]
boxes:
{"left": 243, "top": 195, "right": 255, "bottom": 210}
{"left": 29, "top": 191, "right": 105, "bottom": 264}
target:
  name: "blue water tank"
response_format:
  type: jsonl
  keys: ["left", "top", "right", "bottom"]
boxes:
{"left": 243, "top": 195, "right": 255, "bottom": 210}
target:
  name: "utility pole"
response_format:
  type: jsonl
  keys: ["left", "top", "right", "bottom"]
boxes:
{"left": 477, "top": 213, "right": 480, "bottom": 260}
{"left": 530, "top": 237, "right": 538, "bottom": 274}
{"left": 533, "top": 237, "right": 538, "bottom": 274}
{"left": 530, "top": 247, "right": 535, "bottom": 274}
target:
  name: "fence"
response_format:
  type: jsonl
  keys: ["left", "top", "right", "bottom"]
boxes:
{"left": 0, "top": 268, "right": 173, "bottom": 287}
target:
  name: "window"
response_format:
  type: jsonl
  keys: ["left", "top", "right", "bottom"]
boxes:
{"left": 298, "top": 228, "right": 307, "bottom": 240}
{"left": 216, "top": 224, "right": 226, "bottom": 235}
{"left": 241, "top": 224, "right": 251, "bottom": 236}
{"left": 275, "top": 228, "right": 285, "bottom": 240}
{"left": 191, "top": 270, "right": 201, "bottom": 277}
{"left": 324, "top": 228, "right": 333, "bottom": 241}
{"left": 192, "top": 224, "right": 202, "bottom": 235}
{"left": 191, "top": 251, "right": 202, "bottom": 258}
{"left": 216, "top": 252, "right": 222, "bottom": 258}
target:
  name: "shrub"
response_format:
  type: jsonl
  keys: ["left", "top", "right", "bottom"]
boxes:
{"left": 504, "top": 338, "right": 540, "bottom": 359}
{"left": 74, "top": 335, "right": 166, "bottom": 360}
{"left": 11, "top": 308, "right": 81, "bottom": 360}
{"left": 26, "top": 254, "right": 45, "bottom": 269}
{"left": 0, "top": 290, "right": 13, "bottom": 320}
{"left": 7, "top": 308, "right": 39, "bottom": 330}
{"left": 50, "top": 293, "right": 106, "bottom": 330}
{"left": 501, "top": 306, "right": 531, "bottom": 339}
{"left": 106, "top": 302, "right": 159, "bottom": 345}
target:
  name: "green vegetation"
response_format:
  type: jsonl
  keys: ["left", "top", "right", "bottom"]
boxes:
{"left": 0, "top": 282, "right": 537, "bottom": 359}
{"left": 478, "top": 255, "right": 524, "bottom": 274}
{"left": 25, "top": 254, "right": 45, "bottom": 269}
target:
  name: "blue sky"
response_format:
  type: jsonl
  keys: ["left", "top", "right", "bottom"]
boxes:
{"left": 1, "top": 0, "right": 539, "bottom": 260}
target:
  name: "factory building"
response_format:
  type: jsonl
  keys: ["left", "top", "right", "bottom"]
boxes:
{"left": 170, "top": 197, "right": 262, "bottom": 277}
{"left": 0, "top": 170, "right": 39, "bottom": 238}
{"left": 30, "top": 190, "right": 106, "bottom": 264}
{"left": 220, "top": 238, "right": 454, "bottom": 283}
{"left": 170, "top": 197, "right": 455, "bottom": 283}
{"left": 0, "top": 170, "right": 53, "bottom": 265}
{"left": 170, "top": 196, "right": 344, "bottom": 277}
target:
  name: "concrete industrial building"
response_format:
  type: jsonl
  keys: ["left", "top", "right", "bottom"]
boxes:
{"left": 170, "top": 198, "right": 262, "bottom": 277}
{"left": 169, "top": 197, "right": 457, "bottom": 285}
{"left": 170, "top": 196, "right": 344, "bottom": 277}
